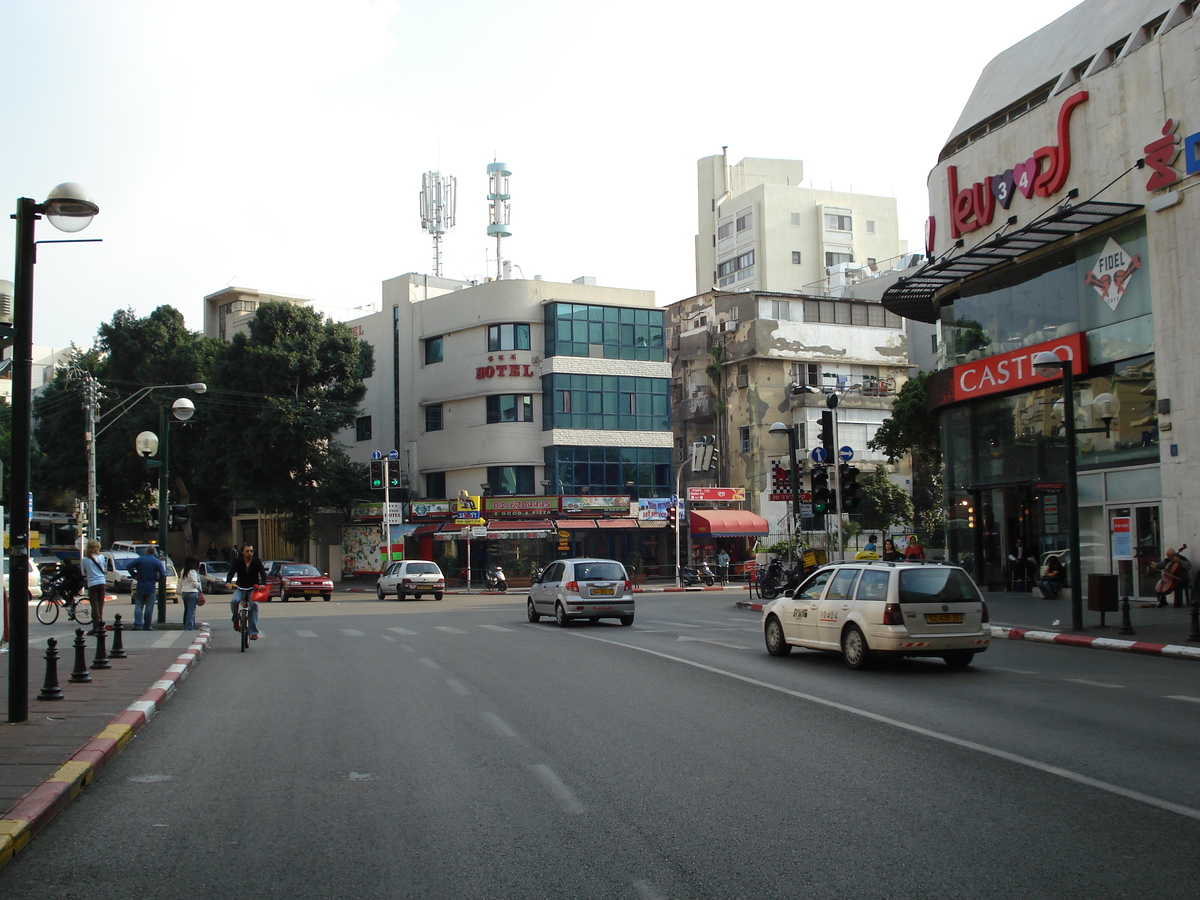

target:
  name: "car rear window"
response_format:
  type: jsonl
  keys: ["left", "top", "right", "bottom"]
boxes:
{"left": 574, "top": 562, "right": 625, "bottom": 581}
{"left": 898, "top": 568, "right": 979, "bottom": 603}
{"left": 205, "top": 562, "right": 230, "bottom": 573}
{"left": 406, "top": 563, "right": 440, "bottom": 575}
{"left": 282, "top": 565, "right": 320, "bottom": 576}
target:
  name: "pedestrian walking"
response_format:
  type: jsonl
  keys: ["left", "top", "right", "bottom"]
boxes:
{"left": 179, "top": 555, "right": 202, "bottom": 630}
{"left": 81, "top": 539, "right": 107, "bottom": 634}
{"left": 903, "top": 535, "right": 925, "bottom": 561}
{"left": 864, "top": 535, "right": 878, "bottom": 554}
{"left": 127, "top": 546, "right": 166, "bottom": 630}
{"left": 881, "top": 539, "right": 903, "bottom": 561}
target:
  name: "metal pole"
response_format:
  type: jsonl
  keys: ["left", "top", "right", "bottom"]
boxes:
{"left": 157, "top": 404, "right": 169, "bottom": 624}
{"left": 1061, "top": 364, "right": 1084, "bottom": 631}
{"left": 675, "top": 461, "right": 685, "bottom": 588}
{"left": 84, "top": 373, "right": 98, "bottom": 542}
{"left": 8, "top": 197, "right": 37, "bottom": 723}
{"left": 832, "top": 406, "right": 845, "bottom": 561}
{"left": 786, "top": 426, "right": 800, "bottom": 564}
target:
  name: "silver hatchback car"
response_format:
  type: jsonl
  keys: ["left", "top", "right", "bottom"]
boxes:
{"left": 527, "top": 558, "right": 634, "bottom": 627}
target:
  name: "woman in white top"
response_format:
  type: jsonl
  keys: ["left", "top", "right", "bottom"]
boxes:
{"left": 179, "top": 555, "right": 202, "bottom": 631}
{"left": 82, "top": 539, "right": 108, "bottom": 635}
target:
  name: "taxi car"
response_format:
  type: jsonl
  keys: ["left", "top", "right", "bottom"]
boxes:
{"left": 267, "top": 562, "right": 334, "bottom": 601}
{"left": 527, "top": 557, "right": 634, "bottom": 627}
{"left": 761, "top": 560, "right": 990, "bottom": 669}
{"left": 376, "top": 560, "right": 444, "bottom": 601}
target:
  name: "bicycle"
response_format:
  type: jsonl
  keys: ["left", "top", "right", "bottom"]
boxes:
{"left": 35, "top": 575, "right": 92, "bottom": 626}
{"left": 234, "top": 582, "right": 267, "bottom": 651}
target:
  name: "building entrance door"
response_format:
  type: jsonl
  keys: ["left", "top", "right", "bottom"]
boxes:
{"left": 1108, "top": 505, "right": 1160, "bottom": 599}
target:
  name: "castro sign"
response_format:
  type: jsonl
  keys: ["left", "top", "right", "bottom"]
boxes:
{"left": 952, "top": 332, "right": 1087, "bottom": 402}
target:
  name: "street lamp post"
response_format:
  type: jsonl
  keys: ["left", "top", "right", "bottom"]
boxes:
{"left": 6, "top": 184, "right": 99, "bottom": 724}
{"left": 768, "top": 421, "right": 801, "bottom": 564}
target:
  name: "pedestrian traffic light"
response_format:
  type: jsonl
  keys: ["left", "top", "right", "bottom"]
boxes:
{"left": 370, "top": 460, "right": 384, "bottom": 490}
{"left": 386, "top": 459, "right": 402, "bottom": 488}
{"left": 811, "top": 466, "right": 831, "bottom": 514}
{"left": 817, "top": 411, "right": 835, "bottom": 463}
{"left": 839, "top": 464, "right": 861, "bottom": 511}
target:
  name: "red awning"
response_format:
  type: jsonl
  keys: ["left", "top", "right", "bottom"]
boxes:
{"left": 595, "top": 519, "right": 638, "bottom": 528}
{"left": 555, "top": 519, "right": 596, "bottom": 529}
{"left": 688, "top": 509, "right": 769, "bottom": 537}
{"left": 411, "top": 524, "right": 442, "bottom": 536}
{"left": 488, "top": 519, "right": 555, "bottom": 532}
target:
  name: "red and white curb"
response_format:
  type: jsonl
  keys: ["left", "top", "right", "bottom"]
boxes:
{"left": 990, "top": 626, "right": 1200, "bottom": 660}
{"left": 0, "top": 625, "right": 212, "bottom": 870}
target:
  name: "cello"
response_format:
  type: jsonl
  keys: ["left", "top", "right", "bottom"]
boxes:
{"left": 1155, "top": 543, "right": 1188, "bottom": 598}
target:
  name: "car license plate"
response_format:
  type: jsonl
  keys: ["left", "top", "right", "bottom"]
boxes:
{"left": 304, "top": 589, "right": 320, "bottom": 594}
{"left": 925, "top": 613, "right": 963, "bottom": 624}
{"left": 592, "top": 587, "right": 614, "bottom": 595}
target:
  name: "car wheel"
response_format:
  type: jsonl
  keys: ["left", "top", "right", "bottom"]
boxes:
{"left": 282, "top": 595, "right": 290, "bottom": 602}
{"left": 618, "top": 613, "right": 634, "bottom": 626}
{"left": 322, "top": 594, "right": 331, "bottom": 601}
{"left": 527, "top": 598, "right": 540, "bottom": 622}
{"left": 764, "top": 616, "right": 791, "bottom": 656}
{"left": 943, "top": 650, "right": 975, "bottom": 669}
{"left": 376, "top": 585, "right": 386, "bottom": 600}
{"left": 396, "top": 591, "right": 405, "bottom": 601}
{"left": 434, "top": 592, "right": 443, "bottom": 601}
{"left": 555, "top": 602, "right": 570, "bottom": 627}
{"left": 841, "top": 625, "right": 872, "bottom": 670}
{"left": 760, "top": 581, "right": 779, "bottom": 601}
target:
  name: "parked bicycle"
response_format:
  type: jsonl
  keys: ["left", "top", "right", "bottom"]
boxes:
{"left": 35, "top": 572, "right": 93, "bottom": 626}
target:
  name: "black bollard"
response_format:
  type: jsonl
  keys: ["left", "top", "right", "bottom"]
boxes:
{"left": 1118, "top": 595, "right": 1136, "bottom": 636}
{"left": 38, "top": 638, "right": 65, "bottom": 701}
{"left": 90, "top": 621, "right": 111, "bottom": 670}
{"left": 109, "top": 614, "right": 127, "bottom": 659}
{"left": 69, "top": 628, "right": 93, "bottom": 683}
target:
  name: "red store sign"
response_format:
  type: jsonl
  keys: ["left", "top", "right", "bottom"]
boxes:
{"left": 952, "top": 332, "right": 1087, "bottom": 402}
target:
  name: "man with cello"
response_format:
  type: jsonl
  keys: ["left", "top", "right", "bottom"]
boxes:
{"left": 1154, "top": 544, "right": 1190, "bottom": 608}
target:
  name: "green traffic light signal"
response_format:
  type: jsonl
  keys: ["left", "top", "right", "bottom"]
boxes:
{"left": 370, "top": 460, "right": 384, "bottom": 489}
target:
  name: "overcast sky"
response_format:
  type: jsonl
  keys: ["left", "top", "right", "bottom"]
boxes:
{"left": 0, "top": 0, "right": 1084, "bottom": 351}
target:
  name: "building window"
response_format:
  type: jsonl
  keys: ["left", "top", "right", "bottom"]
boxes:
{"left": 424, "top": 335, "right": 443, "bottom": 365}
{"left": 543, "top": 302, "right": 666, "bottom": 362}
{"left": 542, "top": 373, "right": 670, "bottom": 432}
{"left": 717, "top": 249, "right": 755, "bottom": 287}
{"left": 737, "top": 364, "right": 748, "bottom": 389}
{"left": 487, "top": 323, "right": 531, "bottom": 352}
{"left": 486, "top": 394, "right": 533, "bottom": 423}
{"left": 791, "top": 251, "right": 802, "bottom": 265}
{"left": 772, "top": 300, "right": 790, "bottom": 321}
{"left": 355, "top": 416, "right": 372, "bottom": 442}
{"left": 791, "top": 362, "right": 820, "bottom": 387}
{"left": 425, "top": 404, "right": 443, "bottom": 432}
{"left": 544, "top": 446, "right": 672, "bottom": 497}
{"left": 736, "top": 209, "right": 752, "bottom": 232}
{"left": 866, "top": 220, "right": 876, "bottom": 234}
{"left": 717, "top": 221, "right": 733, "bottom": 240}
{"left": 825, "top": 251, "right": 854, "bottom": 267}
{"left": 424, "top": 472, "right": 446, "bottom": 499}
{"left": 739, "top": 426, "right": 750, "bottom": 453}
{"left": 729, "top": 306, "right": 739, "bottom": 320}
{"left": 824, "top": 213, "right": 852, "bottom": 231}
{"left": 802, "top": 298, "right": 902, "bottom": 329}
{"left": 790, "top": 213, "right": 800, "bottom": 226}
{"left": 485, "top": 466, "right": 535, "bottom": 496}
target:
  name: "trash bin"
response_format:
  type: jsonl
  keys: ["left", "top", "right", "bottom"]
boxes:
{"left": 1087, "top": 574, "right": 1119, "bottom": 613}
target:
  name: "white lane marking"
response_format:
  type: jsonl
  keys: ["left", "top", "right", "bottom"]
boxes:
{"left": 676, "top": 636, "right": 751, "bottom": 650}
{"left": 1065, "top": 678, "right": 1125, "bottom": 689}
{"left": 572, "top": 633, "right": 1200, "bottom": 822}
{"left": 388, "top": 627, "right": 418, "bottom": 635}
{"left": 647, "top": 620, "right": 703, "bottom": 628}
{"left": 1165, "top": 695, "right": 1200, "bottom": 704}
{"left": 419, "top": 657, "right": 441, "bottom": 670}
{"left": 446, "top": 678, "right": 471, "bottom": 696}
{"left": 399, "top": 644, "right": 415, "bottom": 653}
{"left": 633, "top": 880, "right": 667, "bottom": 900}
{"left": 990, "top": 666, "right": 1040, "bottom": 675}
{"left": 382, "top": 635, "right": 396, "bottom": 642}
{"left": 341, "top": 629, "right": 367, "bottom": 637}
{"left": 435, "top": 626, "right": 467, "bottom": 634}
{"left": 482, "top": 711, "right": 516, "bottom": 737}
{"left": 530, "top": 764, "right": 584, "bottom": 814}
{"left": 479, "top": 624, "right": 515, "bottom": 632}
{"left": 295, "top": 630, "right": 318, "bottom": 638}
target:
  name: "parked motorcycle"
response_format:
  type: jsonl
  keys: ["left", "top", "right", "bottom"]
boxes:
{"left": 679, "top": 564, "right": 715, "bottom": 587}
{"left": 758, "top": 557, "right": 806, "bottom": 600}
{"left": 484, "top": 565, "right": 508, "bottom": 592}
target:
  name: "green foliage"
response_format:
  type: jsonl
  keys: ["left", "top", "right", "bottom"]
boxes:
{"left": 855, "top": 466, "right": 914, "bottom": 533}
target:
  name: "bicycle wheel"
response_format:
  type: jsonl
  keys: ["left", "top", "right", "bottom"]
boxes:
{"left": 35, "top": 598, "right": 60, "bottom": 625}
{"left": 72, "top": 597, "right": 93, "bottom": 626}
{"left": 240, "top": 605, "right": 250, "bottom": 652}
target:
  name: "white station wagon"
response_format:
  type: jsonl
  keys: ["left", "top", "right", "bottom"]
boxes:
{"left": 377, "top": 560, "right": 445, "bottom": 601}
{"left": 762, "top": 561, "right": 990, "bottom": 669}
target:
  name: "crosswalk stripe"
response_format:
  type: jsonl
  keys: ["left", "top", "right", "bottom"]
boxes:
{"left": 435, "top": 626, "right": 467, "bottom": 633}
{"left": 479, "top": 624, "right": 515, "bottom": 632}
{"left": 296, "top": 630, "right": 318, "bottom": 638}
{"left": 341, "top": 628, "right": 367, "bottom": 637}
{"left": 388, "top": 627, "right": 418, "bottom": 635}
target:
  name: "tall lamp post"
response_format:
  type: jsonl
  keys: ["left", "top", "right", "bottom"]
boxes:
{"left": 769, "top": 421, "right": 801, "bottom": 563}
{"left": 1032, "top": 351, "right": 1115, "bottom": 631}
{"left": 6, "top": 184, "right": 99, "bottom": 724}
{"left": 135, "top": 397, "right": 199, "bottom": 624}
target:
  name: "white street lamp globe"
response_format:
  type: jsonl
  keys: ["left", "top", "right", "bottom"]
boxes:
{"left": 136, "top": 431, "right": 159, "bottom": 458}
{"left": 1032, "top": 350, "right": 1064, "bottom": 378}
{"left": 768, "top": 421, "right": 788, "bottom": 436}
{"left": 1092, "top": 392, "right": 1117, "bottom": 419}
{"left": 43, "top": 182, "right": 99, "bottom": 234}
{"left": 172, "top": 397, "right": 196, "bottom": 421}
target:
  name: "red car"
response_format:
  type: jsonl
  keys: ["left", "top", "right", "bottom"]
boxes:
{"left": 267, "top": 562, "right": 334, "bottom": 601}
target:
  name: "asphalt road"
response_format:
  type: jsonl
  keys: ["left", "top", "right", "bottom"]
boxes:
{"left": 3, "top": 590, "right": 1199, "bottom": 899}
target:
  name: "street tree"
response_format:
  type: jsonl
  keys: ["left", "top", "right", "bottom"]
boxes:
{"left": 855, "top": 466, "right": 914, "bottom": 534}
{"left": 867, "top": 371, "right": 944, "bottom": 540}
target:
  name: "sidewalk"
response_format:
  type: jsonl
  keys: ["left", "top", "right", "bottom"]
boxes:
{"left": 0, "top": 621, "right": 211, "bottom": 870}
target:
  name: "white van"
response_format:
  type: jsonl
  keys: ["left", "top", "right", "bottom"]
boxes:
{"left": 111, "top": 541, "right": 167, "bottom": 560}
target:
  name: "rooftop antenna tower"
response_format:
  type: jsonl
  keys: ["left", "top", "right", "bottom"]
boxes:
{"left": 420, "top": 171, "right": 456, "bottom": 277}
{"left": 486, "top": 161, "right": 512, "bottom": 280}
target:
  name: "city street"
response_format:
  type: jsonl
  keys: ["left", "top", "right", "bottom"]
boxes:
{"left": 3, "top": 590, "right": 1199, "bottom": 899}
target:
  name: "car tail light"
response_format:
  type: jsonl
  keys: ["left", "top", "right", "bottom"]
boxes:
{"left": 436, "top": 579, "right": 445, "bottom": 586}
{"left": 883, "top": 602, "right": 904, "bottom": 626}
{"left": 565, "top": 581, "right": 579, "bottom": 593}
{"left": 981, "top": 600, "right": 989, "bottom": 623}
{"left": 624, "top": 579, "right": 632, "bottom": 591}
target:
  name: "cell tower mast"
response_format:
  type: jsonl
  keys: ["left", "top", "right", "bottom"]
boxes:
{"left": 420, "top": 171, "right": 456, "bottom": 277}
{"left": 486, "top": 161, "right": 512, "bottom": 280}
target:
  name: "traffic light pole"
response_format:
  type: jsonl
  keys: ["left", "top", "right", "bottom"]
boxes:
{"left": 831, "top": 405, "right": 845, "bottom": 561}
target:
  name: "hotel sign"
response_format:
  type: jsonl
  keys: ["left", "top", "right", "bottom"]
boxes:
{"left": 951, "top": 332, "right": 1087, "bottom": 402}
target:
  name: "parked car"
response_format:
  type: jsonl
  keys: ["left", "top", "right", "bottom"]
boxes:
{"left": 761, "top": 560, "right": 991, "bottom": 669}
{"left": 267, "top": 563, "right": 333, "bottom": 601}
{"left": 102, "top": 550, "right": 140, "bottom": 593}
{"left": 527, "top": 557, "right": 634, "bottom": 627}
{"left": 4, "top": 557, "right": 43, "bottom": 600}
{"left": 197, "top": 561, "right": 233, "bottom": 593}
{"left": 376, "top": 560, "right": 445, "bottom": 601}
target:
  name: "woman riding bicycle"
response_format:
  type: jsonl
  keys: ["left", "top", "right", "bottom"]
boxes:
{"left": 226, "top": 543, "right": 267, "bottom": 641}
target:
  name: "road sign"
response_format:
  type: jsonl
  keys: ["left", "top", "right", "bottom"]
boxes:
{"left": 839, "top": 446, "right": 854, "bottom": 462}
{"left": 388, "top": 449, "right": 399, "bottom": 459}
{"left": 371, "top": 450, "right": 382, "bottom": 460}
{"left": 471, "top": 525, "right": 488, "bottom": 538}
{"left": 811, "top": 448, "right": 827, "bottom": 463}
{"left": 687, "top": 487, "right": 746, "bottom": 502}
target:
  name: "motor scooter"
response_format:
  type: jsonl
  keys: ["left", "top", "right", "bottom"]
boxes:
{"left": 759, "top": 557, "right": 805, "bottom": 600}
{"left": 484, "top": 565, "right": 508, "bottom": 592}
{"left": 679, "top": 564, "right": 715, "bottom": 586}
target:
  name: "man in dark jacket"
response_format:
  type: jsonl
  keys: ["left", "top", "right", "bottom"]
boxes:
{"left": 226, "top": 543, "right": 268, "bottom": 639}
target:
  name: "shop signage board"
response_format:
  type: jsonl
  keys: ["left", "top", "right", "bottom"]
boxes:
{"left": 687, "top": 487, "right": 746, "bottom": 502}
{"left": 561, "top": 495, "right": 630, "bottom": 514}
{"left": 409, "top": 500, "right": 451, "bottom": 519}
{"left": 1111, "top": 516, "right": 1132, "bottom": 560}
{"left": 950, "top": 332, "right": 1087, "bottom": 403}
{"left": 453, "top": 494, "right": 485, "bottom": 526}
{"left": 484, "top": 496, "right": 560, "bottom": 517}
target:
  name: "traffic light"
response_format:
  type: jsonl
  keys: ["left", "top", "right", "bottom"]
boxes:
{"left": 386, "top": 459, "right": 402, "bottom": 488}
{"left": 370, "top": 460, "right": 384, "bottom": 490}
{"left": 817, "top": 411, "right": 835, "bottom": 463}
{"left": 811, "top": 467, "right": 831, "bottom": 514}
{"left": 839, "top": 464, "right": 861, "bottom": 512}
{"left": 170, "top": 503, "right": 190, "bottom": 530}
{"left": 667, "top": 504, "right": 677, "bottom": 528}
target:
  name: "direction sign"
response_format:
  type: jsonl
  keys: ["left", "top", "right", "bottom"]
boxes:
{"left": 388, "top": 449, "right": 399, "bottom": 459}
{"left": 371, "top": 450, "right": 382, "bottom": 460}
{"left": 839, "top": 445, "right": 854, "bottom": 462}
{"left": 811, "top": 447, "right": 827, "bottom": 463}
{"left": 687, "top": 487, "right": 746, "bottom": 502}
